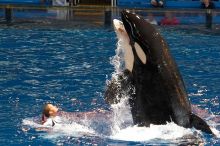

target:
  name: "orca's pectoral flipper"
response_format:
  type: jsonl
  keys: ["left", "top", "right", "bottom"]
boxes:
{"left": 191, "top": 113, "right": 214, "bottom": 135}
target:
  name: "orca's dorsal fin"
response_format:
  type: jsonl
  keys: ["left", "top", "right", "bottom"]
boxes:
{"left": 191, "top": 113, "right": 214, "bottom": 135}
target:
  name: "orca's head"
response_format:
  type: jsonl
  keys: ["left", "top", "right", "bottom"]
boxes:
{"left": 121, "top": 10, "right": 157, "bottom": 47}
{"left": 120, "top": 10, "right": 164, "bottom": 67}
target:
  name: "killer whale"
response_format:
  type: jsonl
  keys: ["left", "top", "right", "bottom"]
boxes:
{"left": 105, "top": 10, "right": 213, "bottom": 134}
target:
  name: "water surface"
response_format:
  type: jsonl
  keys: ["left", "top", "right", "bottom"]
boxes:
{"left": 0, "top": 25, "right": 219, "bottom": 145}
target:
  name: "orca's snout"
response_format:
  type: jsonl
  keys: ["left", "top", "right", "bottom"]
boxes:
{"left": 120, "top": 10, "right": 133, "bottom": 35}
{"left": 121, "top": 10, "right": 132, "bottom": 21}
{"left": 121, "top": 9, "right": 130, "bottom": 16}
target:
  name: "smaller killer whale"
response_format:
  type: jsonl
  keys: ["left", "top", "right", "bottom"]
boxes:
{"left": 105, "top": 10, "right": 214, "bottom": 134}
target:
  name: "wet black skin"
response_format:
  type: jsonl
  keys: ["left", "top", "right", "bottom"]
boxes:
{"left": 105, "top": 10, "right": 213, "bottom": 134}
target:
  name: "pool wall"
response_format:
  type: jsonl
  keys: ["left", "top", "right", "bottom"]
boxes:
{"left": 1, "top": 7, "right": 220, "bottom": 28}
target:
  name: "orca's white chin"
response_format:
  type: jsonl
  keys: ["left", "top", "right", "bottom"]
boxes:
{"left": 113, "top": 19, "right": 128, "bottom": 39}
{"left": 113, "top": 19, "right": 123, "bottom": 30}
{"left": 113, "top": 19, "right": 134, "bottom": 72}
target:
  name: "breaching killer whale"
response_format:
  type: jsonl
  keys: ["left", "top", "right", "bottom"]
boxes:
{"left": 105, "top": 10, "right": 214, "bottom": 134}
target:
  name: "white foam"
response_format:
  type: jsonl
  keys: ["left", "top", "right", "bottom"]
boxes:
{"left": 211, "top": 127, "right": 220, "bottom": 138}
{"left": 45, "top": 122, "right": 96, "bottom": 139}
{"left": 22, "top": 117, "right": 96, "bottom": 139}
{"left": 22, "top": 112, "right": 220, "bottom": 144}
{"left": 110, "top": 122, "right": 195, "bottom": 142}
{"left": 22, "top": 117, "right": 197, "bottom": 141}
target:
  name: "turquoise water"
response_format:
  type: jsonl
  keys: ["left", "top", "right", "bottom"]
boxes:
{"left": 0, "top": 25, "right": 219, "bottom": 145}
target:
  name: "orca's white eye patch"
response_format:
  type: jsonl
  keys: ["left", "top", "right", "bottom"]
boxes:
{"left": 134, "top": 42, "right": 147, "bottom": 64}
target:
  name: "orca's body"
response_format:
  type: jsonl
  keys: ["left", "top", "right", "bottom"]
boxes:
{"left": 105, "top": 10, "right": 213, "bottom": 134}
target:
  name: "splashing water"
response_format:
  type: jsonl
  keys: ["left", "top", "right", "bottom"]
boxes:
{"left": 110, "top": 38, "right": 125, "bottom": 74}
{"left": 108, "top": 36, "right": 134, "bottom": 134}
{"left": 110, "top": 97, "right": 133, "bottom": 135}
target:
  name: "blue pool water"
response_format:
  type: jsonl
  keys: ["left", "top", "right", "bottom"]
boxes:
{"left": 0, "top": 25, "right": 219, "bottom": 145}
